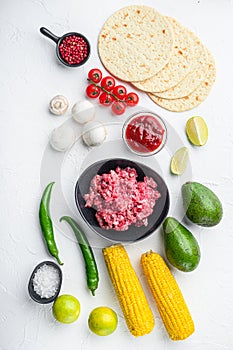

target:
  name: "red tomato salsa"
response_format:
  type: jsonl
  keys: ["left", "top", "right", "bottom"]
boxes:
{"left": 125, "top": 113, "right": 166, "bottom": 154}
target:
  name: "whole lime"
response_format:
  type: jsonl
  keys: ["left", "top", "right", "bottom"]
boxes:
{"left": 88, "top": 306, "right": 118, "bottom": 336}
{"left": 52, "top": 294, "right": 80, "bottom": 324}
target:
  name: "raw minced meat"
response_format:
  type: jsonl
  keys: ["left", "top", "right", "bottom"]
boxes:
{"left": 84, "top": 166, "right": 161, "bottom": 231}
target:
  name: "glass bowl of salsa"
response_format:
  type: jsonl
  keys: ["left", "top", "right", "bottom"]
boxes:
{"left": 122, "top": 111, "right": 167, "bottom": 156}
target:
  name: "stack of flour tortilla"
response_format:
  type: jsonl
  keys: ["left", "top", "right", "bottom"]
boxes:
{"left": 98, "top": 5, "right": 216, "bottom": 112}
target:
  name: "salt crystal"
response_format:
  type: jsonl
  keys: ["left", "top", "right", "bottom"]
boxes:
{"left": 32, "top": 264, "right": 60, "bottom": 299}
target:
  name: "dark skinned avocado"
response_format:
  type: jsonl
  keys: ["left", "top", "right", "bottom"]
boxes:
{"left": 182, "top": 182, "right": 223, "bottom": 227}
{"left": 163, "top": 217, "right": 201, "bottom": 272}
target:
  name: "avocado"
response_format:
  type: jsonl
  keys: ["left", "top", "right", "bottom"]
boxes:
{"left": 163, "top": 217, "right": 200, "bottom": 272}
{"left": 182, "top": 181, "right": 223, "bottom": 227}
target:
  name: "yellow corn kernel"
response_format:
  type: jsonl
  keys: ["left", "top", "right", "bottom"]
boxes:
{"left": 141, "top": 251, "right": 194, "bottom": 341}
{"left": 103, "top": 245, "right": 155, "bottom": 336}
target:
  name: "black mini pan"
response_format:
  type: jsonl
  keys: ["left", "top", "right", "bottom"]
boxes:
{"left": 28, "top": 260, "right": 62, "bottom": 304}
{"left": 40, "top": 27, "right": 90, "bottom": 67}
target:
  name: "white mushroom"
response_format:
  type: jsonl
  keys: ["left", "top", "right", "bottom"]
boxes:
{"left": 49, "top": 95, "right": 69, "bottom": 115}
{"left": 82, "top": 121, "right": 107, "bottom": 147}
{"left": 72, "top": 100, "right": 96, "bottom": 124}
{"left": 50, "top": 124, "right": 76, "bottom": 152}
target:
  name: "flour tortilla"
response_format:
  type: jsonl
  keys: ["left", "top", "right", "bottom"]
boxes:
{"left": 98, "top": 5, "right": 174, "bottom": 82}
{"left": 155, "top": 32, "right": 209, "bottom": 99}
{"left": 148, "top": 51, "right": 216, "bottom": 112}
{"left": 132, "top": 17, "right": 195, "bottom": 92}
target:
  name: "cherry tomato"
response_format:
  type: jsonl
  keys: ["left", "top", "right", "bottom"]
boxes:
{"left": 99, "top": 92, "right": 114, "bottom": 106}
{"left": 88, "top": 68, "right": 102, "bottom": 83}
{"left": 86, "top": 84, "right": 101, "bottom": 98}
{"left": 112, "top": 85, "right": 127, "bottom": 100}
{"left": 125, "top": 92, "right": 139, "bottom": 106}
{"left": 101, "top": 76, "right": 115, "bottom": 91}
{"left": 111, "top": 101, "right": 126, "bottom": 115}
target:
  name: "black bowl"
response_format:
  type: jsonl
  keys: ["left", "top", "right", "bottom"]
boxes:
{"left": 75, "top": 158, "right": 170, "bottom": 243}
{"left": 28, "top": 261, "right": 62, "bottom": 304}
{"left": 40, "top": 27, "right": 90, "bottom": 67}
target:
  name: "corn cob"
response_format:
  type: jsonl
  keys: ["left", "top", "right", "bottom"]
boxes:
{"left": 103, "top": 245, "right": 155, "bottom": 336}
{"left": 141, "top": 250, "right": 194, "bottom": 341}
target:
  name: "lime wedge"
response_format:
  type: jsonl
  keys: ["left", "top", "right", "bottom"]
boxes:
{"left": 186, "top": 116, "right": 208, "bottom": 146}
{"left": 170, "top": 147, "right": 189, "bottom": 175}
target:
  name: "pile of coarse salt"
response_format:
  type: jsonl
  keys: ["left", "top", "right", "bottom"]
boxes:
{"left": 33, "top": 264, "right": 60, "bottom": 299}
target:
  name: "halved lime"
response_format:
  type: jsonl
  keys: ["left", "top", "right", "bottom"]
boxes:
{"left": 186, "top": 116, "right": 208, "bottom": 146}
{"left": 170, "top": 147, "right": 189, "bottom": 175}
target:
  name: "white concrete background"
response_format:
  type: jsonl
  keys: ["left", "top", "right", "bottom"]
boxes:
{"left": 1, "top": 0, "right": 233, "bottom": 349}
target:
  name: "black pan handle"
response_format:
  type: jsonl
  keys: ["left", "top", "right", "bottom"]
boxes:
{"left": 40, "top": 27, "right": 60, "bottom": 44}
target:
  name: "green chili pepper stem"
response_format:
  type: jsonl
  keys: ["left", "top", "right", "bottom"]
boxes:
{"left": 60, "top": 216, "right": 99, "bottom": 296}
{"left": 39, "top": 182, "right": 63, "bottom": 266}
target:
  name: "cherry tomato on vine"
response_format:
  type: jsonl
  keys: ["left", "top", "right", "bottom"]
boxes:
{"left": 112, "top": 85, "right": 127, "bottom": 100}
{"left": 111, "top": 101, "right": 126, "bottom": 115}
{"left": 88, "top": 68, "right": 102, "bottom": 83}
{"left": 125, "top": 92, "right": 139, "bottom": 106}
{"left": 101, "top": 76, "right": 115, "bottom": 91}
{"left": 99, "top": 92, "right": 114, "bottom": 106}
{"left": 86, "top": 84, "right": 101, "bottom": 98}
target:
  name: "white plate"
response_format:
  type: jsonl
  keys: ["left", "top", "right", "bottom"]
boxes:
{"left": 40, "top": 105, "right": 192, "bottom": 248}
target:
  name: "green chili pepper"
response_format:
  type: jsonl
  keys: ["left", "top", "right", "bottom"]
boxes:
{"left": 39, "top": 182, "right": 63, "bottom": 265}
{"left": 60, "top": 216, "right": 99, "bottom": 296}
